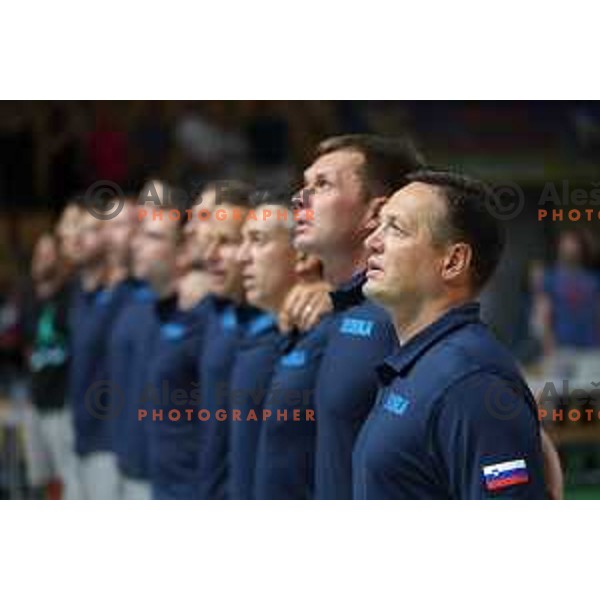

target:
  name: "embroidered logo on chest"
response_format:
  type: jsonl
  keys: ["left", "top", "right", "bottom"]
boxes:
{"left": 280, "top": 350, "right": 307, "bottom": 367}
{"left": 339, "top": 318, "right": 374, "bottom": 338}
{"left": 382, "top": 392, "right": 410, "bottom": 416}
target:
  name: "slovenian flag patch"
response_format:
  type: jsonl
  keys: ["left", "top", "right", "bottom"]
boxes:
{"left": 482, "top": 459, "right": 529, "bottom": 491}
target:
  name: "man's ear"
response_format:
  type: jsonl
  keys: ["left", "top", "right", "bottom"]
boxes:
{"left": 441, "top": 242, "right": 472, "bottom": 283}
{"left": 362, "top": 196, "right": 388, "bottom": 236}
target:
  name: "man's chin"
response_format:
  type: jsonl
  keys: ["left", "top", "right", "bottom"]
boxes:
{"left": 293, "top": 231, "right": 317, "bottom": 254}
{"left": 246, "top": 290, "right": 261, "bottom": 307}
{"left": 363, "top": 280, "right": 388, "bottom": 304}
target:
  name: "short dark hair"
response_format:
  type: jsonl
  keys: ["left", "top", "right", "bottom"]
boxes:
{"left": 204, "top": 180, "right": 255, "bottom": 209}
{"left": 315, "top": 134, "right": 424, "bottom": 198}
{"left": 405, "top": 169, "right": 506, "bottom": 292}
{"left": 249, "top": 185, "right": 295, "bottom": 211}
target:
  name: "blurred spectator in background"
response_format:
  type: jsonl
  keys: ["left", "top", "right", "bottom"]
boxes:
{"left": 243, "top": 101, "right": 293, "bottom": 189}
{"left": 46, "top": 103, "right": 86, "bottom": 202}
{"left": 571, "top": 104, "right": 600, "bottom": 158}
{"left": 173, "top": 101, "right": 247, "bottom": 188}
{"left": 22, "top": 233, "right": 81, "bottom": 499}
{"left": 0, "top": 277, "right": 24, "bottom": 388}
{"left": 0, "top": 102, "right": 34, "bottom": 205}
{"left": 532, "top": 229, "right": 600, "bottom": 357}
{"left": 128, "top": 101, "right": 170, "bottom": 185}
{"left": 86, "top": 102, "right": 129, "bottom": 185}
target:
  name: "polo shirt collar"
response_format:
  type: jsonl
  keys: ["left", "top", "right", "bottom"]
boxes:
{"left": 330, "top": 271, "right": 367, "bottom": 312}
{"left": 377, "top": 302, "right": 481, "bottom": 384}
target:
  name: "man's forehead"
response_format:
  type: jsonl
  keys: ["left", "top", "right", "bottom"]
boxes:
{"left": 80, "top": 213, "right": 102, "bottom": 229}
{"left": 213, "top": 206, "right": 244, "bottom": 236}
{"left": 384, "top": 182, "right": 442, "bottom": 216}
{"left": 304, "top": 149, "right": 365, "bottom": 181}
{"left": 142, "top": 215, "right": 176, "bottom": 235}
{"left": 243, "top": 205, "right": 286, "bottom": 235}
{"left": 112, "top": 202, "right": 137, "bottom": 224}
{"left": 198, "top": 188, "right": 216, "bottom": 209}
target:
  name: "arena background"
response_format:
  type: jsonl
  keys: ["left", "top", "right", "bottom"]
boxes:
{"left": 1, "top": 99, "right": 599, "bottom": 499}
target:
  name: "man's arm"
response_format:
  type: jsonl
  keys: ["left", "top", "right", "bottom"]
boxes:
{"left": 540, "top": 428, "right": 563, "bottom": 499}
{"left": 432, "top": 372, "right": 548, "bottom": 499}
{"left": 278, "top": 281, "right": 333, "bottom": 333}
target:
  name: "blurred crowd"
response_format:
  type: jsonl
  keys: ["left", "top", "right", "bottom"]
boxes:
{"left": 2, "top": 101, "right": 600, "bottom": 208}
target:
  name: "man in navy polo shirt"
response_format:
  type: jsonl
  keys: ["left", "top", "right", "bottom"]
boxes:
{"left": 354, "top": 171, "right": 547, "bottom": 499}
{"left": 234, "top": 198, "right": 330, "bottom": 499}
{"left": 196, "top": 182, "right": 260, "bottom": 500}
{"left": 109, "top": 280, "right": 156, "bottom": 499}
{"left": 102, "top": 195, "right": 155, "bottom": 500}
{"left": 254, "top": 315, "right": 332, "bottom": 500}
{"left": 133, "top": 198, "right": 208, "bottom": 500}
{"left": 69, "top": 209, "right": 131, "bottom": 499}
{"left": 293, "top": 135, "right": 422, "bottom": 499}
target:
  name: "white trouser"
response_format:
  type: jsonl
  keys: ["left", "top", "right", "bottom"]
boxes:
{"left": 120, "top": 476, "right": 152, "bottom": 500}
{"left": 23, "top": 405, "right": 83, "bottom": 499}
{"left": 78, "top": 451, "right": 120, "bottom": 500}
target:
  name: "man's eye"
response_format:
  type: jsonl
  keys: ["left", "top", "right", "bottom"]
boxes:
{"left": 383, "top": 220, "right": 405, "bottom": 235}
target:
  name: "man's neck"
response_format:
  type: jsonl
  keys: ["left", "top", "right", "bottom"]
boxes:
{"left": 152, "top": 277, "right": 178, "bottom": 301}
{"left": 81, "top": 263, "right": 106, "bottom": 292}
{"left": 105, "top": 264, "right": 129, "bottom": 289}
{"left": 391, "top": 291, "right": 473, "bottom": 345}
{"left": 321, "top": 244, "right": 369, "bottom": 288}
{"left": 266, "top": 276, "right": 302, "bottom": 316}
{"left": 177, "top": 270, "right": 211, "bottom": 310}
{"left": 35, "top": 277, "right": 62, "bottom": 300}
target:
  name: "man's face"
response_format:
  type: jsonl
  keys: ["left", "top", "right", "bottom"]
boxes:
{"left": 363, "top": 183, "right": 448, "bottom": 310}
{"left": 74, "top": 212, "right": 106, "bottom": 268}
{"left": 31, "top": 236, "right": 59, "bottom": 283}
{"left": 237, "top": 205, "right": 298, "bottom": 312}
{"left": 183, "top": 188, "right": 217, "bottom": 266}
{"left": 204, "top": 204, "right": 245, "bottom": 302}
{"left": 294, "top": 149, "right": 372, "bottom": 257}
{"left": 558, "top": 231, "right": 583, "bottom": 266}
{"left": 56, "top": 204, "right": 82, "bottom": 263}
{"left": 104, "top": 202, "right": 138, "bottom": 267}
{"left": 132, "top": 214, "right": 179, "bottom": 288}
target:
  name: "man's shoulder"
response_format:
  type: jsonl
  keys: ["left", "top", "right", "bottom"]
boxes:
{"left": 333, "top": 299, "right": 396, "bottom": 344}
{"left": 410, "top": 322, "right": 527, "bottom": 404}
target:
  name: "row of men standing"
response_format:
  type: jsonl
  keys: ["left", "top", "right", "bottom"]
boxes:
{"left": 25, "top": 134, "right": 554, "bottom": 499}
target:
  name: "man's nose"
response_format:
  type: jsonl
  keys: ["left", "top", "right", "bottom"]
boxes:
{"left": 236, "top": 240, "right": 250, "bottom": 265}
{"left": 204, "top": 239, "right": 219, "bottom": 263}
{"left": 365, "top": 224, "right": 384, "bottom": 254}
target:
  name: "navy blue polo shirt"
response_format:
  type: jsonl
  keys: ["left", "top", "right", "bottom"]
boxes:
{"left": 353, "top": 302, "right": 547, "bottom": 500}
{"left": 254, "top": 316, "right": 333, "bottom": 500}
{"left": 109, "top": 282, "right": 157, "bottom": 480}
{"left": 197, "top": 298, "right": 260, "bottom": 500}
{"left": 69, "top": 279, "right": 133, "bottom": 456}
{"left": 314, "top": 272, "right": 398, "bottom": 499}
{"left": 228, "top": 312, "right": 284, "bottom": 499}
{"left": 146, "top": 295, "right": 208, "bottom": 500}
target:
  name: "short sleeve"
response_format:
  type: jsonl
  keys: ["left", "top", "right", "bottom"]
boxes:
{"left": 431, "top": 372, "right": 547, "bottom": 499}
